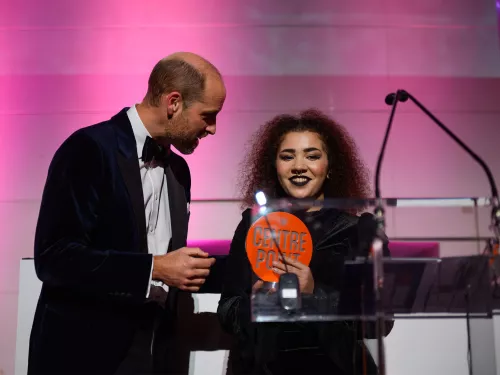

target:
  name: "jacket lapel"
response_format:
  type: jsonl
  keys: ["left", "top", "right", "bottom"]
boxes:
{"left": 112, "top": 108, "right": 148, "bottom": 254}
{"left": 164, "top": 159, "right": 189, "bottom": 318}
{"left": 165, "top": 164, "right": 188, "bottom": 251}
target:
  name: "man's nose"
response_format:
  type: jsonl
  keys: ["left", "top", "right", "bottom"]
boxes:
{"left": 206, "top": 125, "right": 216, "bottom": 135}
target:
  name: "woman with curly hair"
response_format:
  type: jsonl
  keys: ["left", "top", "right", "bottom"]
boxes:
{"left": 217, "top": 109, "right": 393, "bottom": 375}
{"left": 238, "top": 110, "right": 371, "bottom": 208}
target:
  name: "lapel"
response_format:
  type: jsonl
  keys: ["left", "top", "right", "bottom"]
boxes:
{"left": 164, "top": 155, "right": 190, "bottom": 316}
{"left": 112, "top": 108, "right": 148, "bottom": 253}
{"left": 165, "top": 159, "right": 189, "bottom": 251}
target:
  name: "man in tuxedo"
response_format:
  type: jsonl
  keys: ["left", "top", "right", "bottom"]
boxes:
{"left": 27, "top": 52, "right": 226, "bottom": 375}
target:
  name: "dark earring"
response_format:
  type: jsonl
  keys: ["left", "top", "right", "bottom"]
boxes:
{"left": 327, "top": 172, "right": 331, "bottom": 179}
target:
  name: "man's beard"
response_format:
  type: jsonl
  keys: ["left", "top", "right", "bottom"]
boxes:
{"left": 167, "top": 114, "right": 199, "bottom": 155}
{"left": 172, "top": 136, "right": 198, "bottom": 155}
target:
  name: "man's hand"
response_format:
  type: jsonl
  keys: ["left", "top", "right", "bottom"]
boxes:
{"left": 152, "top": 247, "right": 216, "bottom": 292}
{"left": 273, "top": 257, "right": 314, "bottom": 294}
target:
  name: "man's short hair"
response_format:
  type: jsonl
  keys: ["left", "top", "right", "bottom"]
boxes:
{"left": 145, "top": 59, "right": 205, "bottom": 107}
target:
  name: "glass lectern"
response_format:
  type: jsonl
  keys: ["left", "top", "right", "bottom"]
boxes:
{"left": 248, "top": 197, "right": 499, "bottom": 375}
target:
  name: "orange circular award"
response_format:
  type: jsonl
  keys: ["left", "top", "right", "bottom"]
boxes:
{"left": 245, "top": 211, "right": 313, "bottom": 283}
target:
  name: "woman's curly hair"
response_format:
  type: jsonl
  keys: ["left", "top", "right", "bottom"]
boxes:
{"left": 238, "top": 108, "right": 371, "bottom": 209}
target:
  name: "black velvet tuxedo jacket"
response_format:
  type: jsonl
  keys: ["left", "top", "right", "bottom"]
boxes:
{"left": 27, "top": 108, "right": 191, "bottom": 375}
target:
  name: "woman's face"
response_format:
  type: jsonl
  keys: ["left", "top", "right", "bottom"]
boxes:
{"left": 275, "top": 131, "right": 329, "bottom": 200}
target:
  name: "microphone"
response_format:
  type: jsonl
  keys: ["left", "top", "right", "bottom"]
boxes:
{"left": 254, "top": 192, "right": 301, "bottom": 312}
{"left": 384, "top": 91, "right": 408, "bottom": 106}
{"left": 382, "top": 89, "right": 500, "bottom": 241}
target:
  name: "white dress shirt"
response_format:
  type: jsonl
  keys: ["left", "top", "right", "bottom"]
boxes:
{"left": 127, "top": 105, "right": 172, "bottom": 297}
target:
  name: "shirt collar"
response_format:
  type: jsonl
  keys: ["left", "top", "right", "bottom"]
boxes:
{"left": 127, "top": 104, "right": 151, "bottom": 160}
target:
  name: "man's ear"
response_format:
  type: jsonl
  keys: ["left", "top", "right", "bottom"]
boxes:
{"left": 163, "top": 91, "right": 183, "bottom": 118}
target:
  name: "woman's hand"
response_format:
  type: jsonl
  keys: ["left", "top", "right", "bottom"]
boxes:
{"left": 272, "top": 257, "right": 315, "bottom": 294}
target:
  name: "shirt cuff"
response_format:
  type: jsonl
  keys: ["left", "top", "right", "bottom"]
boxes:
{"left": 146, "top": 258, "right": 154, "bottom": 298}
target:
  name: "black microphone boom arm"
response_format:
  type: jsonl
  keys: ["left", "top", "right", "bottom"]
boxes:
{"left": 384, "top": 89, "right": 500, "bottom": 240}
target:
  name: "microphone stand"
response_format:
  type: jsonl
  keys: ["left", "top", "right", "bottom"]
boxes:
{"left": 371, "top": 90, "right": 407, "bottom": 375}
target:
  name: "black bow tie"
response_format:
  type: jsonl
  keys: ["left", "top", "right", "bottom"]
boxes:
{"left": 141, "top": 136, "right": 170, "bottom": 164}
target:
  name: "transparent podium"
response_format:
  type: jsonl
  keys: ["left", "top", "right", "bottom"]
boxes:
{"left": 248, "top": 197, "right": 500, "bottom": 375}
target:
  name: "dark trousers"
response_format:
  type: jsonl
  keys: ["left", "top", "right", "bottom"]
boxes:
{"left": 114, "top": 302, "right": 165, "bottom": 375}
{"left": 114, "top": 287, "right": 191, "bottom": 375}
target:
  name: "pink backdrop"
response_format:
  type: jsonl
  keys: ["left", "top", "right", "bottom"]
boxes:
{"left": 1, "top": 1, "right": 500, "bottom": 373}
